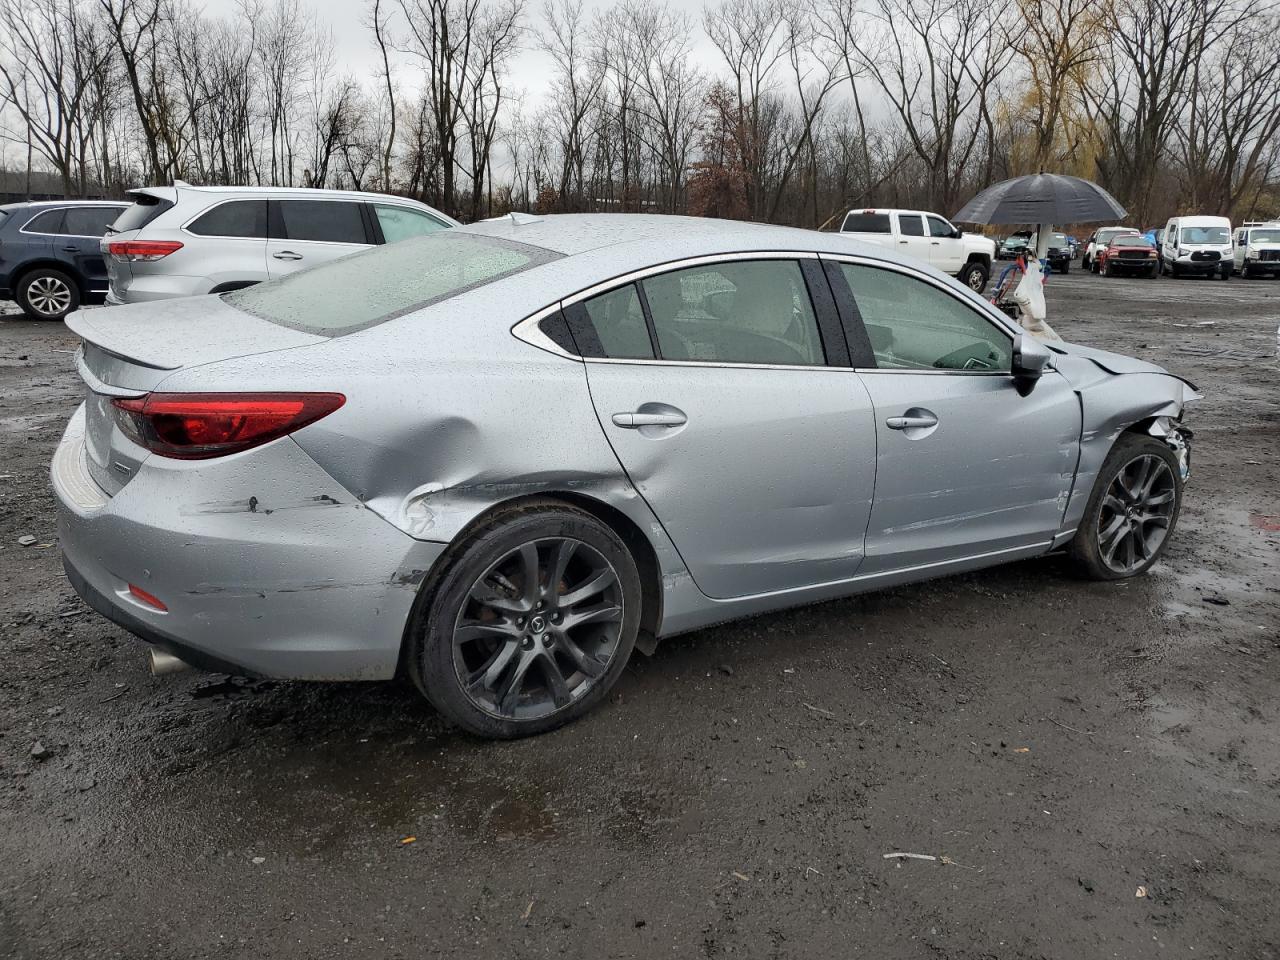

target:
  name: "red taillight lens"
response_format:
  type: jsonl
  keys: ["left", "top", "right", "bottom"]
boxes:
{"left": 128, "top": 583, "right": 168, "bottom": 611}
{"left": 107, "top": 240, "right": 184, "bottom": 261}
{"left": 111, "top": 392, "right": 345, "bottom": 459}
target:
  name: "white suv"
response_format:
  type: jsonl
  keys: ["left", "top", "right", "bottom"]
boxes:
{"left": 102, "top": 183, "right": 458, "bottom": 305}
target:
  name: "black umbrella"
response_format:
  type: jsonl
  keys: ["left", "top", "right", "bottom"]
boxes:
{"left": 952, "top": 173, "right": 1126, "bottom": 225}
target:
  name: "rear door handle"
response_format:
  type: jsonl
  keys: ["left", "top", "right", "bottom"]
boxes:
{"left": 272, "top": 251, "right": 303, "bottom": 261}
{"left": 612, "top": 411, "right": 687, "bottom": 428}
{"left": 886, "top": 413, "right": 938, "bottom": 430}
{"left": 61, "top": 245, "right": 79, "bottom": 252}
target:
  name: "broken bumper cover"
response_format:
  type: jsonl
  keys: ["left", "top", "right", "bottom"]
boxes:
{"left": 52, "top": 404, "right": 447, "bottom": 680}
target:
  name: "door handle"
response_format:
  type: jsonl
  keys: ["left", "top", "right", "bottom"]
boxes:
{"left": 272, "top": 251, "right": 303, "bottom": 261}
{"left": 61, "top": 245, "right": 79, "bottom": 252}
{"left": 612, "top": 411, "right": 687, "bottom": 428}
{"left": 898, "top": 240, "right": 909, "bottom": 244}
{"left": 886, "top": 413, "right": 938, "bottom": 430}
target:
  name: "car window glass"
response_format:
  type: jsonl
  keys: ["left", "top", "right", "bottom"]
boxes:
{"left": 843, "top": 212, "right": 891, "bottom": 233}
{"left": 63, "top": 207, "right": 123, "bottom": 236}
{"left": 839, "top": 263, "right": 1011, "bottom": 372}
{"left": 374, "top": 204, "right": 447, "bottom": 243}
{"left": 113, "top": 195, "right": 173, "bottom": 232}
{"left": 1182, "top": 226, "right": 1229, "bottom": 244}
{"left": 23, "top": 209, "right": 64, "bottom": 234}
{"left": 927, "top": 216, "right": 953, "bottom": 238}
{"left": 581, "top": 284, "right": 653, "bottom": 359}
{"left": 640, "top": 260, "right": 824, "bottom": 366}
{"left": 228, "top": 232, "right": 554, "bottom": 336}
{"left": 277, "top": 200, "right": 366, "bottom": 244}
{"left": 898, "top": 214, "right": 924, "bottom": 236}
{"left": 188, "top": 200, "right": 267, "bottom": 238}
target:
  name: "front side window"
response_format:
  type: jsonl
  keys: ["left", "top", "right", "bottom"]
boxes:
{"left": 843, "top": 212, "right": 891, "bottom": 233}
{"left": 63, "top": 207, "right": 125, "bottom": 236}
{"left": 898, "top": 214, "right": 925, "bottom": 237}
{"left": 639, "top": 260, "right": 824, "bottom": 366}
{"left": 22, "top": 209, "right": 65, "bottom": 234}
{"left": 188, "top": 200, "right": 267, "bottom": 238}
{"left": 227, "top": 232, "right": 555, "bottom": 336}
{"left": 276, "top": 200, "right": 367, "bottom": 244}
{"left": 927, "top": 216, "right": 954, "bottom": 238}
{"left": 374, "top": 204, "right": 447, "bottom": 243}
{"left": 839, "top": 263, "right": 1011, "bottom": 372}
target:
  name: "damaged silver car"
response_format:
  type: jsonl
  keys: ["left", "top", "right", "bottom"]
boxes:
{"left": 53, "top": 214, "right": 1199, "bottom": 737}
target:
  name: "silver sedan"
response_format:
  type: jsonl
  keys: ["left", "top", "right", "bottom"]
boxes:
{"left": 52, "top": 214, "right": 1199, "bottom": 737}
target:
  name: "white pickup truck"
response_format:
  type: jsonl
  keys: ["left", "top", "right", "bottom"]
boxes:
{"left": 839, "top": 208, "right": 996, "bottom": 293}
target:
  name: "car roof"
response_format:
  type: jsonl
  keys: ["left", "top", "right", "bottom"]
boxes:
{"left": 0, "top": 199, "right": 126, "bottom": 211}
{"left": 131, "top": 183, "right": 428, "bottom": 203}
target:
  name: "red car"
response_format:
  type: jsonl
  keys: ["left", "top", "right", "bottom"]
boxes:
{"left": 1097, "top": 236, "right": 1159, "bottom": 278}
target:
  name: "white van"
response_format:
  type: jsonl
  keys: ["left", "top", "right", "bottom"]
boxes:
{"left": 1231, "top": 222, "right": 1280, "bottom": 278}
{"left": 1160, "top": 215, "right": 1233, "bottom": 279}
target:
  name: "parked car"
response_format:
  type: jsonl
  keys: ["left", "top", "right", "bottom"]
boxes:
{"left": 1032, "top": 232, "right": 1073, "bottom": 273}
{"left": 103, "top": 182, "right": 458, "bottom": 305}
{"left": 0, "top": 200, "right": 129, "bottom": 320}
{"left": 839, "top": 208, "right": 995, "bottom": 292}
{"left": 54, "top": 214, "right": 1200, "bottom": 738}
{"left": 998, "top": 232, "right": 1031, "bottom": 260}
{"left": 1097, "top": 235, "right": 1159, "bottom": 278}
{"left": 1160, "top": 215, "right": 1233, "bottom": 280}
{"left": 1082, "top": 226, "right": 1140, "bottom": 271}
{"left": 1231, "top": 222, "right": 1280, "bottom": 278}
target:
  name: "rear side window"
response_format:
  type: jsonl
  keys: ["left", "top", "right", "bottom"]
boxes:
{"left": 374, "top": 204, "right": 447, "bottom": 243}
{"left": 62, "top": 206, "right": 126, "bottom": 236}
{"left": 898, "top": 214, "right": 924, "bottom": 237}
{"left": 842, "top": 212, "right": 891, "bottom": 233}
{"left": 22, "top": 209, "right": 65, "bottom": 234}
{"left": 276, "top": 200, "right": 367, "bottom": 244}
{"left": 839, "top": 263, "right": 1010, "bottom": 372}
{"left": 572, "top": 284, "right": 654, "bottom": 359}
{"left": 227, "top": 232, "right": 557, "bottom": 336}
{"left": 188, "top": 200, "right": 267, "bottom": 238}
{"left": 640, "top": 260, "right": 825, "bottom": 366}
{"left": 113, "top": 195, "right": 174, "bottom": 232}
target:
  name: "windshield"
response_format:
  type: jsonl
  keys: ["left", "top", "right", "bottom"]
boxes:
{"left": 1098, "top": 228, "right": 1137, "bottom": 243}
{"left": 1113, "top": 237, "right": 1153, "bottom": 248}
{"left": 1248, "top": 229, "right": 1280, "bottom": 243}
{"left": 227, "top": 232, "right": 557, "bottom": 336}
{"left": 1181, "top": 226, "right": 1229, "bottom": 244}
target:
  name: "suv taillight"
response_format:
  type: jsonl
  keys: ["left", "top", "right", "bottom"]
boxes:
{"left": 107, "top": 240, "right": 183, "bottom": 261}
{"left": 111, "top": 392, "right": 345, "bottom": 459}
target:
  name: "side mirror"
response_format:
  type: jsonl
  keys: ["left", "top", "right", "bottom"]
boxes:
{"left": 952, "top": 227, "right": 963, "bottom": 239}
{"left": 1011, "top": 333, "right": 1051, "bottom": 396}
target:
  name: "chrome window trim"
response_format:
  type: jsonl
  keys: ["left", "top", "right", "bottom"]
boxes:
{"left": 512, "top": 250, "right": 831, "bottom": 369}
{"left": 19, "top": 205, "right": 127, "bottom": 239}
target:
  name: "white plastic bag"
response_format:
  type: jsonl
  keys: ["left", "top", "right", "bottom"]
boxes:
{"left": 1010, "top": 260, "right": 1060, "bottom": 341}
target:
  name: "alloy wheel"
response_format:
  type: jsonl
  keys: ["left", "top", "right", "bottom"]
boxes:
{"left": 452, "top": 537, "right": 624, "bottom": 721}
{"left": 26, "top": 276, "right": 72, "bottom": 317}
{"left": 1096, "top": 454, "right": 1176, "bottom": 575}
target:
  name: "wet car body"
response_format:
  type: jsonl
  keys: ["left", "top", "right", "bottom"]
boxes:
{"left": 52, "top": 214, "right": 1200, "bottom": 735}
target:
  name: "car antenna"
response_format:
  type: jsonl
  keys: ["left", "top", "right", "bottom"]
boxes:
{"left": 507, "top": 212, "right": 541, "bottom": 225}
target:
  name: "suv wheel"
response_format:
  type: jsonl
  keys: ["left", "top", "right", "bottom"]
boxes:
{"left": 407, "top": 500, "right": 642, "bottom": 738}
{"left": 17, "top": 268, "right": 79, "bottom": 320}
{"left": 958, "top": 261, "right": 988, "bottom": 293}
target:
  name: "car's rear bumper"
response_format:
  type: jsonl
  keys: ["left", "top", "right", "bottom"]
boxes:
{"left": 52, "top": 404, "right": 448, "bottom": 680}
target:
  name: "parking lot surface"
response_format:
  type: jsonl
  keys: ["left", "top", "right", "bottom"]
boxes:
{"left": 1, "top": 273, "right": 1278, "bottom": 959}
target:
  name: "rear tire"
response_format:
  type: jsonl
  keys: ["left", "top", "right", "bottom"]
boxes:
{"left": 1068, "top": 434, "right": 1182, "bottom": 581}
{"left": 406, "top": 500, "right": 642, "bottom": 738}
{"left": 16, "top": 268, "right": 79, "bottom": 321}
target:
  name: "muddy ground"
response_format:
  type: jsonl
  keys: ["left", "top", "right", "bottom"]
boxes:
{"left": 0, "top": 271, "right": 1277, "bottom": 960}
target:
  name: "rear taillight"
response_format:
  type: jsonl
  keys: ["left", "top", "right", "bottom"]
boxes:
{"left": 111, "top": 392, "right": 345, "bottom": 459}
{"left": 107, "top": 240, "right": 184, "bottom": 261}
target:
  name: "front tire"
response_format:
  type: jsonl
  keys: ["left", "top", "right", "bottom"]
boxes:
{"left": 1068, "top": 434, "right": 1182, "bottom": 581}
{"left": 958, "top": 260, "right": 989, "bottom": 294}
{"left": 16, "top": 268, "right": 79, "bottom": 320}
{"left": 407, "top": 501, "right": 642, "bottom": 738}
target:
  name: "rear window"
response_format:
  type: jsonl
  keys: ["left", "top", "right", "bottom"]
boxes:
{"left": 842, "top": 212, "right": 891, "bottom": 233}
{"left": 226, "top": 232, "right": 558, "bottom": 336}
{"left": 112, "top": 195, "right": 174, "bottom": 233}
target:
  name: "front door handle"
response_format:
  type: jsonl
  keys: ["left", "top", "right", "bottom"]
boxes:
{"left": 272, "top": 250, "right": 303, "bottom": 261}
{"left": 886, "top": 413, "right": 938, "bottom": 430}
{"left": 612, "top": 411, "right": 687, "bottom": 428}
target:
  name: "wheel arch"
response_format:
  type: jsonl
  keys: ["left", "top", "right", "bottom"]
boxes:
{"left": 399, "top": 490, "right": 665, "bottom": 676}
{"left": 10, "top": 258, "right": 87, "bottom": 296}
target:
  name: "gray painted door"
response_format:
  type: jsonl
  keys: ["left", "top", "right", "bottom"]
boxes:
{"left": 585, "top": 363, "right": 878, "bottom": 600}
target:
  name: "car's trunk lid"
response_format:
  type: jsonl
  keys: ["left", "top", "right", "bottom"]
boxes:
{"left": 67, "top": 296, "right": 326, "bottom": 495}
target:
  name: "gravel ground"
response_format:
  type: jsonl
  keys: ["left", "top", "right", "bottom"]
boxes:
{"left": 1, "top": 272, "right": 1278, "bottom": 960}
